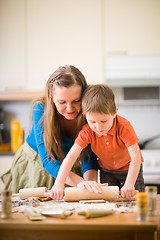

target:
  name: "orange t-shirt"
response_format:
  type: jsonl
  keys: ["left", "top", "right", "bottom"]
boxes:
{"left": 75, "top": 115, "right": 143, "bottom": 171}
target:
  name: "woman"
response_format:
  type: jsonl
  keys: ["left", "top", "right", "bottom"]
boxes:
{"left": 1, "top": 65, "right": 98, "bottom": 193}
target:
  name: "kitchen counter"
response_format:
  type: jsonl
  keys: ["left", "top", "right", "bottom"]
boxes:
{"left": 0, "top": 196, "right": 160, "bottom": 240}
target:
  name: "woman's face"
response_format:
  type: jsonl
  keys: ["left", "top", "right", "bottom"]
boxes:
{"left": 52, "top": 85, "right": 82, "bottom": 120}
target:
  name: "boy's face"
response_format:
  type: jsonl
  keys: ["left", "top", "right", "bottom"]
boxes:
{"left": 86, "top": 111, "right": 117, "bottom": 136}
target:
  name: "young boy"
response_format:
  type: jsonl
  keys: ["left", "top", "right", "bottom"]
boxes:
{"left": 50, "top": 84, "right": 145, "bottom": 200}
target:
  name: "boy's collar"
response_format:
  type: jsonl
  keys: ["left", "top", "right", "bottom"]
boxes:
{"left": 107, "top": 116, "right": 117, "bottom": 136}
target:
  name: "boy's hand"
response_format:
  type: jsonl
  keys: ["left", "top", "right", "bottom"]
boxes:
{"left": 77, "top": 181, "right": 108, "bottom": 194}
{"left": 50, "top": 182, "right": 65, "bottom": 200}
{"left": 120, "top": 184, "right": 135, "bottom": 198}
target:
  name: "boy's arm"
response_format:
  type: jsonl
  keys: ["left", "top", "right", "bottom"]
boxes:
{"left": 50, "top": 143, "right": 83, "bottom": 199}
{"left": 50, "top": 144, "right": 103, "bottom": 200}
{"left": 121, "top": 142, "right": 141, "bottom": 198}
{"left": 57, "top": 143, "right": 83, "bottom": 183}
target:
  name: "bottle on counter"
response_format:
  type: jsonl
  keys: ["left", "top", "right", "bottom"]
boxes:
{"left": 136, "top": 192, "right": 149, "bottom": 221}
{"left": 11, "top": 119, "right": 23, "bottom": 153}
{"left": 1, "top": 190, "right": 12, "bottom": 219}
{"left": 145, "top": 186, "right": 157, "bottom": 216}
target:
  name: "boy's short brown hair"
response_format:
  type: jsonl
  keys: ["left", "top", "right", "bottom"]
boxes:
{"left": 82, "top": 84, "right": 116, "bottom": 115}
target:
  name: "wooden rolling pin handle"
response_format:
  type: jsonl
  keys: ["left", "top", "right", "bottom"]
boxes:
{"left": 43, "top": 191, "right": 51, "bottom": 198}
{"left": 119, "top": 190, "right": 139, "bottom": 196}
{"left": 19, "top": 187, "right": 48, "bottom": 200}
{"left": 85, "top": 209, "right": 113, "bottom": 218}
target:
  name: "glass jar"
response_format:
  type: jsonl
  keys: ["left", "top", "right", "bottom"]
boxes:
{"left": 1, "top": 190, "right": 12, "bottom": 219}
{"left": 145, "top": 186, "right": 157, "bottom": 216}
{"left": 136, "top": 192, "right": 148, "bottom": 221}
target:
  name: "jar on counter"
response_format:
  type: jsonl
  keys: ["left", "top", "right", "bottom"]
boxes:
{"left": 136, "top": 192, "right": 148, "bottom": 221}
{"left": 1, "top": 190, "right": 12, "bottom": 219}
{"left": 11, "top": 119, "right": 23, "bottom": 153}
{"left": 145, "top": 186, "right": 157, "bottom": 216}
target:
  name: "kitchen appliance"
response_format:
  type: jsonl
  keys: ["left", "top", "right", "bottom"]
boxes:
{"left": 141, "top": 149, "right": 160, "bottom": 193}
{"left": 105, "top": 56, "right": 160, "bottom": 87}
{"left": 139, "top": 135, "right": 160, "bottom": 149}
{"left": 0, "top": 107, "right": 10, "bottom": 152}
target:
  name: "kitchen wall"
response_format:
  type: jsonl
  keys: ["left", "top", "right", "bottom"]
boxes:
{"left": 1, "top": 0, "right": 160, "bottom": 149}
{"left": 118, "top": 104, "right": 160, "bottom": 148}
{"left": 1, "top": 88, "right": 160, "bottom": 149}
{"left": 115, "top": 87, "right": 160, "bottom": 148}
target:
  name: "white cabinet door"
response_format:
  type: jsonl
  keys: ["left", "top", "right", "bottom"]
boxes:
{"left": 103, "top": 0, "right": 160, "bottom": 56}
{"left": 26, "top": 0, "right": 103, "bottom": 90}
{"left": 0, "top": 0, "right": 26, "bottom": 91}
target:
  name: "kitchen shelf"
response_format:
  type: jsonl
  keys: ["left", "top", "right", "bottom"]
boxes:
{"left": 0, "top": 91, "right": 44, "bottom": 102}
{"left": 0, "top": 152, "right": 14, "bottom": 156}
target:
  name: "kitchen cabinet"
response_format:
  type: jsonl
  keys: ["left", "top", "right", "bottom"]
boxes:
{"left": 0, "top": 0, "right": 103, "bottom": 93}
{"left": 103, "top": 0, "right": 160, "bottom": 56}
{"left": 0, "top": 0, "right": 26, "bottom": 91}
{"left": 1, "top": 0, "right": 160, "bottom": 91}
{"left": 103, "top": 0, "right": 160, "bottom": 87}
{"left": 26, "top": 0, "right": 103, "bottom": 89}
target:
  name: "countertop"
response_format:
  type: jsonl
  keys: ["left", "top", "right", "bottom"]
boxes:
{"left": 0, "top": 195, "right": 160, "bottom": 240}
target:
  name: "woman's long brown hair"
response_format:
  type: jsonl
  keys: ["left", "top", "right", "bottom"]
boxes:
{"left": 31, "top": 65, "right": 87, "bottom": 162}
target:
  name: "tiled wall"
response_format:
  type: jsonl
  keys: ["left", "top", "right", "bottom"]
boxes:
{"left": 117, "top": 104, "right": 160, "bottom": 148}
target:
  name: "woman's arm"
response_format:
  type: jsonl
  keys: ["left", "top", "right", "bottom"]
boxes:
{"left": 32, "top": 103, "right": 100, "bottom": 188}
{"left": 81, "top": 144, "right": 98, "bottom": 175}
{"left": 121, "top": 142, "right": 141, "bottom": 198}
{"left": 83, "top": 169, "right": 98, "bottom": 181}
{"left": 31, "top": 104, "right": 83, "bottom": 186}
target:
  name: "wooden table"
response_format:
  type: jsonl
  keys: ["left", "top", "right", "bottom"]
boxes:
{"left": 0, "top": 196, "right": 160, "bottom": 240}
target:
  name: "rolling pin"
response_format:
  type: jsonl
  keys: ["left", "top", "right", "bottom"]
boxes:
{"left": 64, "top": 186, "right": 119, "bottom": 201}
{"left": 77, "top": 208, "right": 113, "bottom": 218}
{"left": 19, "top": 186, "right": 119, "bottom": 201}
{"left": 19, "top": 187, "right": 50, "bottom": 199}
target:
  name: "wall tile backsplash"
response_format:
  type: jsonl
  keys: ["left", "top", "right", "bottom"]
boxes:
{"left": 117, "top": 104, "right": 160, "bottom": 148}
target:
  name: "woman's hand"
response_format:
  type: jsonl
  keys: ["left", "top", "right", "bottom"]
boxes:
{"left": 77, "top": 181, "right": 108, "bottom": 193}
{"left": 50, "top": 182, "right": 65, "bottom": 200}
{"left": 120, "top": 183, "right": 135, "bottom": 198}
